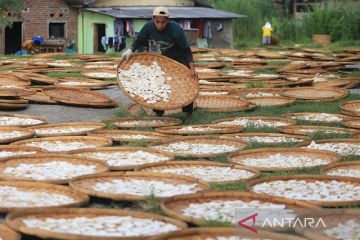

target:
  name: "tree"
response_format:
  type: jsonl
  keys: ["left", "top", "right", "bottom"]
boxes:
{"left": 0, "top": 0, "right": 22, "bottom": 31}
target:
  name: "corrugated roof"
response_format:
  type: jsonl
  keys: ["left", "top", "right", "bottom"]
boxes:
{"left": 65, "top": 0, "right": 96, "bottom": 7}
{"left": 85, "top": 6, "right": 245, "bottom": 19}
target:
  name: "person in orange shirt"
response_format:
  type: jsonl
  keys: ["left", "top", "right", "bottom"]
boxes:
{"left": 22, "top": 40, "right": 35, "bottom": 52}
{"left": 262, "top": 22, "right": 273, "bottom": 45}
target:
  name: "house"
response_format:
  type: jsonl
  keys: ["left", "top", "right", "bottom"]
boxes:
{"left": 0, "top": 0, "right": 79, "bottom": 54}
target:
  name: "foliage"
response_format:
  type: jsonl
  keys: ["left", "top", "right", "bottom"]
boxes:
{"left": 0, "top": 0, "right": 22, "bottom": 30}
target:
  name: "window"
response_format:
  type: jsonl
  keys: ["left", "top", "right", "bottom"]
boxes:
{"left": 49, "top": 23, "right": 65, "bottom": 39}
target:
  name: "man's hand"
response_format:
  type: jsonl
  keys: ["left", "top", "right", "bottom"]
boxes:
{"left": 189, "top": 62, "right": 198, "bottom": 81}
{"left": 122, "top": 49, "right": 133, "bottom": 60}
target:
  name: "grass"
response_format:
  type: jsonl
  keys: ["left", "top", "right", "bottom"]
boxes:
{"left": 44, "top": 71, "right": 83, "bottom": 78}
{"left": 121, "top": 140, "right": 149, "bottom": 148}
{"left": 50, "top": 54, "right": 74, "bottom": 60}
{"left": 307, "top": 130, "right": 352, "bottom": 141}
{"left": 133, "top": 195, "right": 163, "bottom": 215}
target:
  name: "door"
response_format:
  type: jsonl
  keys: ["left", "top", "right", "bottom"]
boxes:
{"left": 5, "top": 22, "right": 22, "bottom": 54}
{"left": 94, "top": 23, "right": 106, "bottom": 53}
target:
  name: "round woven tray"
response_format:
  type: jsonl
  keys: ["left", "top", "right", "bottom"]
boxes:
{"left": 70, "top": 172, "right": 208, "bottom": 201}
{"left": 137, "top": 160, "right": 259, "bottom": 184}
{"left": 117, "top": 53, "right": 199, "bottom": 110}
{"left": 0, "top": 76, "right": 31, "bottom": 87}
{"left": 0, "top": 98, "right": 29, "bottom": 104}
{"left": 229, "top": 148, "right": 340, "bottom": 172}
{"left": 0, "top": 154, "right": 109, "bottom": 184}
{"left": 0, "top": 102, "right": 28, "bottom": 110}
{"left": 111, "top": 117, "right": 182, "bottom": 128}
{"left": 27, "top": 122, "right": 106, "bottom": 137}
{"left": 160, "top": 191, "right": 318, "bottom": 228}
{"left": 321, "top": 161, "right": 360, "bottom": 179}
{"left": 23, "top": 91, "right": 58, "bottom": 104}
{"left": 277, "top": 125, "right": 358, "bottom": 136}
{"left": 0, "top": 127, "right": 35, "bottom": 144}
{"left": 55, "top": 78, "right": 111, "bottom": 89}
{"left": 150, "top": 136, "right": 248, "bottom": 158}
{"left": 0, "top": 88, "right": 35, "bottom": 97}
{"left": 296, "top": 139, "right": 360, "bottom": 156}
{"left": 281, "top": 87, "right": 348, "bottom": 101}
{"left": 294, "top": 209, "right": 360, "bottom": 240}
{"left": 0, "top": 113, "right": 47, "bottom": 127}
{"left": 314, "top": 79, "right": 353, "bottom": 88}
{"left": 247, "top": 175, "right": 360, "bottom": 207}
{"left": 220, "top": 133, "right": 310, "bottom": 146}
{"left": 0, "top": 224, "right": 21, "bottom": 240}
{"left": 340, "top": 100, "right": 360, "bottom": 117}
{"left": 0, "top": 181, "right": 88, "bottom": 212}
{"left": 247, "top": 96, "right": 296, "bottom": 107}
{"left": 42, "top": 87, "right": 118, "bottom": 108}
{"left": 88, "top": 129, "right": 172, "bottom": 143}
{"left": 342, "top": 118, "right": 360, "bottom": 129}
{"left": 13, "top": 71, "right": 58, "bottom": 85}
{"left": 154, "top": 124, "right": 243, "bottom": 135}
{"left": 256, "top": 51, "right": 285, "bottom": 59}
{"left": 195, "top": 96, "right": 255, "bottom": 112}
{"left": 11, "top": 136, "right": 113, "bottom": 153}
{"left": 80, "top": 69, "right": 117, "bottom": 80}
{"left": 0, "top": 145, "right": 47, "bottom": 161}
{"left": 230, "top": 88, "right": 284, "bottom": 98}
{"left": 287, "top": 112, "right": 350, "bottom": 124}
{"left": 127, "top": 103, "right": 183, "bottom": 117}
{"left": 212, "top": 116, "right": 296, "bottom": 128}
{"left": 71, "top": 146, "right": 174, "bottom": 171}
{"left": 195, "top": 62, "right": 225, "bottom": 69}
{"left": 148, "top": 227, "right": 308, "bottom": 240}
{"left": 5, "top": 208, "right": 187, "bottom": 240}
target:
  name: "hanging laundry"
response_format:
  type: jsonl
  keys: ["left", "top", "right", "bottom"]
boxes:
{"left": 204, "top": 21, "right": 212, "bottom": 39}
{"left": 192, "top": 20, "right": 204, "bottom": 38}
{"left": 101, "top": 36, "right": 107, "bottom": 51}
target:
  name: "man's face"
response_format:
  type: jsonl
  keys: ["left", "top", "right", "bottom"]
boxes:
{"left": 153, "top": 16, "right": 168, "bottom": 31}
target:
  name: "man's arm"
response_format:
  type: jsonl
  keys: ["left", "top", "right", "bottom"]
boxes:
{"left": 122, "top": 23, "right": 150, "bottom": 60}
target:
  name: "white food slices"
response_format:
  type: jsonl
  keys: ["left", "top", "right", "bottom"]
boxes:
{"left": 119, "top": 61, "right": 172, "bottom": 104}
{"left": 115, "top": 120, "right": 164, "bottom": 127}
{"left": 114, "top": 134, "right": 157, "bottom": 140}
{"left": 153, "top": 142, "right": 239, "bottom": 155}
{"left": 0, "top": 186, "right": 74, "bottom": 207}
{"left": 175, "top": 126, "right": 223, "bottom": 133}
{"left": 75, "top": 151, "right": 169, "bottom": 167}
{"left": 306, "top": 141, "right": 360, "bottom": 155}
{"left": 182, "top": 200, "right": 294, "bottom": 224}
{"left": 289, "top": 113, "right": 343, "bottom": 122}
{"left": 25, "top": 141, "right": 98, "bottom": 152}
{"left": 23, "top": 216, "right": 180, "bottom": 237}
{"left": 243, "top": 92, "right": 280, "bottom": 98}
{"left": 86, "top": 72, "right": 116, "bottom": 78}
{"left": 0, "top": 151, "right": 37, "bottom": 158}
{"left": 324, "top": 219, "right": 360, "bottom": 239}
{"left": 236, "top": 136, "right": 303, "bottom": 143}
{"left": 84, "top": 64, "right": 116, "bottom": 69}
{"left": 3, "top": 161, "right": 97, "bottom": 180}
{"left": 217, "top": 119, "right": 289, "bottom": 128}
{"left": 0, "top": 117, "right": 43, "bottom": 126}
{"left": 92, "top": 179, "right": 201, "bottom": 197}
{"left": 236, "top": 153, "right": 330, "bottom": 168}
{"left": 35, "top": 127, "right": 95, "bottom": 135}
{"left": 298, "top": 129, "right": 347, "bottom": 134}
{"left": 253, "top": 180, "right": 360, "bottom": 202}
{"left": 150, "top": 166, "right": 255, "bottom": 182}
{"left": 0, "top": 131, "right": 25, "bottom": 139}
{"left": 326, "top": 168, "right": 360, "bottom": 178}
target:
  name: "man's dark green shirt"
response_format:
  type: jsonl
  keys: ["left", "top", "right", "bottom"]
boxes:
{"left": 132, "top": 21, "right": 193, "bottom": 67}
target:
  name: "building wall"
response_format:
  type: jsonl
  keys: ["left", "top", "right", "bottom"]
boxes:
{"left": 90, "top": 0, "right": 194, "bottom": 7}
{"left": 78, "top": 10, "right": 115, "bottom": 54}
{"left": 0, "top": 0, "right": 78, "bottom": 54}
{"left": 207, "top": 19, "right": 233, "bottom": 49}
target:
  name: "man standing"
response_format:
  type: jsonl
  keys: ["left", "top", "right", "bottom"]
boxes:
{"left": 122, "top": 6, "right": 198, "bottom": 121}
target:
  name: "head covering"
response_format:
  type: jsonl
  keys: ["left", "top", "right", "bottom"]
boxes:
{"left": 265, "top": 22, "right": 271, "bottom": 29}
{"left": 153, "top": 6, "right": 170, "bottom": 18}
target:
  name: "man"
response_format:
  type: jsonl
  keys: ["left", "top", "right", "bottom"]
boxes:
{"left": 122, "top": 6, "right": 198, "bottom": 121}
{"left": 22, "top": 39, "right": 36, "bottom": 52}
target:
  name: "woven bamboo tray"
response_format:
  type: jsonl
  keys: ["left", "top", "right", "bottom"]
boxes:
{"left": 0, "top": 113, "right": 47, "bottom": 127}
{"left": 229, "top": 148, "right": 340, "bottom": 172}
{"left": 342, "top": 118, "right": 360, "bottom": 129}
{"left": 0, "top": 224, "right": 21, "bottom": 240}
{"left": 27, "top": 122, "right": 106, "bottom": 137}
{"left": 148, "top": 227, "right": 308, "bottom": 240}
{"left": 0, "top": 145, "right": 47, "bottom": 161}
{"left": 247, "top": 175, "right": 360, "bottom": 207}
{"left": 0, "top": 77, "right": 31, "bottom": 87}
{"left": 195, "top": 62, "right": 225, "bottom": 69}
{"left": 111, "top": 117, "right": 182, "bottom": 128}
{"left": 88, "top": 129, "right": 173, "bottom": 143}
{"left": 0, "top": 88, "right": 35, "bottom": 98}
{"left": 0, "top": 98, "right": 29, "bottom": 104}
{"left": 80, "top": 69, "right": 117, "bottom": 80}
{"left": 247, "top": 96, "right": 296, "bottom": 107}
{"left": 212, "top": 116, "right": 296, "bottom": 128}
{"left": 0, "top": 102, "right": 28, "bottom": 110}
{"left": 13, "top": 71, "right": 58, "bottom": 84}
{"left": 6, "top": 208, "right": 186, "bottom": 240}
{"left": 296, "top": 139, "right": 360, "bottom": 156}
{"left": 256, "top": 51, "right": 285, "bottom": 59}
{"left": 154, "top": 124, "right": 243, "bottom": 135}
{"left": 0, "top": 154, "right": 109, "bottom": 184}
{"left": 230, "top": 88, "right": 284, "bottom": 98}
{"left": 127, "top": 103, "right": 183, "bottom": 117}
{"left": 150, "top": 136, "right": 248, "bottom": 158}
{"left": 287, "top": 112, "right": 350, "bottom": 124}
{"left": 42, "top": 87, "right": 118, "bottom": 108}
{"left": 314, "top": 79, "right": 353, "bottom": 88}
{"left": 70, "top": 172, "right": 208, "bottom": 201}
{"left": 0, "top": 127, "right": 35, "bottom": 144}
{"left": 340, "top": 100, "right": 360, "bottom": 117}
{"left": 277, "top": 125, "right": 358, "bottom": 136}
{"left": 0, "top": 181, "right": 89, "bottom": 212}
{"left": 55, "top": 78, "right": 111, "bottom": 89}
{"left": 23, "top": 91, "right": 58, "bottom": 104}
{"left": 220, "top": 133, "right": 310, "bottom": 146}
{"left": 71, "top": 147, "right": 174, "bottom": 171}
{"left": 11, "top": 136, "right": 113, "bottom": 153}
{"left": 137, "top": 160, "right": 259, "bottom": 184}
{"left": 199, "top": 89, "right": 235, "bottom": 96}
{"left": 160, "top": 191, "right": 318, "bottom": 228}
{"left": 117, "top": 53, "right": 199, "bottom": 110}
{"left": 195, "top": 96, "right": 255, "bottom": 112}
{"left": 294, "top": 209, "right": 360, "bottom": 240}
{"left": 281, "top": 87, "right": 348, "bottom": 101}
{"left": 321, "top": 161, "right": 360, "bottom": 179}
